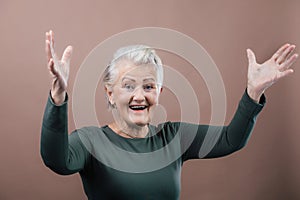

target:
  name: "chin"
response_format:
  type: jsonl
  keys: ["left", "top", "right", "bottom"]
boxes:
{"left": 133, "top": 121, "right": 148, "bottom": 127}
{"left": 129, "top": 119, "right": 150, "bottom": 127}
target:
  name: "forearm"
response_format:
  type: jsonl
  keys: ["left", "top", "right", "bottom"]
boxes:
{"left": 225, "top": 90, "right": 265, "bottom": 150}
{"left": 40, "top": 93, "right": 80, "bottom": 175}
{"left": 204, "top": 90, "right": 265, "bottom": 158}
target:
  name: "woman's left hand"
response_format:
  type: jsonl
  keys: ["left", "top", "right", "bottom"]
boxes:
{"left": 247, "top": 43, "right": 298, "bottom": 102}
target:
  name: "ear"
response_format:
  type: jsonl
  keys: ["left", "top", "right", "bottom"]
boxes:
{"left": 156, "top": 86, "right": 163, "bottom": 102}
{"left": 159, "top": 87, "right": 163, "bottom": 94}
{"left": 104, "top": 86, "right": 114, "bottom": 105}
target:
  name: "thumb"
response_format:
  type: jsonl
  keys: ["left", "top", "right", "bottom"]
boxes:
{"left": 247, "top": 48, "right": 256, "bottom": 65}
{"left": 61, "top": 45, "right": 73, "bottom": 64}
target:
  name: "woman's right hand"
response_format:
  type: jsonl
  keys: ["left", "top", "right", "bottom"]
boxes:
{"left": 45, "top": 30, "right": 73, "bottom": 105}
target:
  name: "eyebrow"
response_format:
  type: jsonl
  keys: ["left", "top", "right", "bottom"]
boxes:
{"left": 122, "top": 76, "right": 156, "bottom": 82}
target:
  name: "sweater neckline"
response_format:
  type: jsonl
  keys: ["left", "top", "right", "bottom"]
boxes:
{"left": 103, "top": 125, "right": 156, "bottom": 141}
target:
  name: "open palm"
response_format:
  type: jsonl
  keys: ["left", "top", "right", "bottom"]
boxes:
{"left": 45, "top": 30, "right": 73, "bottom": 104}
{"left": 247, "top": 44, "right": 298, "bottom": 102}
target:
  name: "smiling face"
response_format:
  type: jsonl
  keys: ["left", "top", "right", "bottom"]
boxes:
{"left": 106, "top": 59, "right": 162, "bottom": 129}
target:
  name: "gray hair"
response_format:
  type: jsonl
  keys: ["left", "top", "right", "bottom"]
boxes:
{"left": 102, "top": 45, "right": 164, "bottom": 108}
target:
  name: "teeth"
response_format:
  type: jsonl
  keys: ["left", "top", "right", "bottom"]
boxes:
{"left": 130, "top": 105, "right": 147, "bottom": 110}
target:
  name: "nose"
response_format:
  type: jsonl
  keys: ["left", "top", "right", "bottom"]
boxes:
{"left": 132, "top": 87, "right": 145, "bottom": 102}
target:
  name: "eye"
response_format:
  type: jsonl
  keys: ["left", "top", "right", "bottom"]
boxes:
{"left": 143, "top": 84, "right": 156, "bottom": 91}
{"left": 124, "top": 83, "right": 135, "bottom": 91}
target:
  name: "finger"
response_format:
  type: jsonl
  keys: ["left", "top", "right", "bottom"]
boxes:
{"left": 277, "top": 69, "right": 294, "bottom": 80}
{"left": 61, "top": 46, "right": 73, "bottom": 65}
{"left": 45, "top": 31, "right": 52, "bottom": 61}
{"left": 276, "top": 45, "right": 295, "bottom": 64}
{"left": 50, "top": 49, "right": 59, "bottom": 70}
{"left": 272, "top": 43, "right": 290, "bottom": 61}
{"left": 247, "top": 49, "right": 256, "bottom": 65}
{"left": 49, "top": 30, "right": 57, "bottom": 61}
{"left": 45, "top": 31, "right": 50, "bottom": 43}
{"left": 48, "top": 58, "right": 57, "bottom": 76}
{"left": 45, "top": 39, "right": 52, "bottom": 62}
{"left": 46, "top": 30, "right": 51, "bottom": 41}
{"left": 49, "top": 30, "right": 54, "bottom": 48}
{"left": 48, "top": 34, "right": 59, "bottom": 69}
{"left": 279, "top": 53, "right": 298, "bottom": 71}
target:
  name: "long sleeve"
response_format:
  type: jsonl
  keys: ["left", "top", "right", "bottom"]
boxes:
{"left": 180, "top": 90, "right": 266, "bottom": 161}
{"left": 40, "top": 92, "right": 89, "bottom": 175}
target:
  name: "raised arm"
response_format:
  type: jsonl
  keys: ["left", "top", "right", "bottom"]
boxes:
{"left": 41, "top": 30, "right": 88, "bottom": 175}
{"left": 181, "top": 44, "right": 298, "bottom": 160}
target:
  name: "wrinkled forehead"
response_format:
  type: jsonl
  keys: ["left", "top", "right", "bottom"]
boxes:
{"left": 115, "top": 59, "right": 158, "bottom": 83}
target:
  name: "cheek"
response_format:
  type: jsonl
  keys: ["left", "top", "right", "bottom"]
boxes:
{"left": 147, "top": 92, "right": 159, "bottom": 105}
{"left": 114, "top": 90, "right": 130, "bottom": 104}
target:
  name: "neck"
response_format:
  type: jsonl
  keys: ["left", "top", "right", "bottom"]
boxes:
{"left": 109, "top": 122, "right": 149, "bottom": 139}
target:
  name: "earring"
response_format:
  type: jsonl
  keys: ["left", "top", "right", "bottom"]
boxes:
{"left": 110, "top": 101, "right": 116, "bottom": 109}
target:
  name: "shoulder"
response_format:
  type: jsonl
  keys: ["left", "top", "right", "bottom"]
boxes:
{"left": 153, "top": 121, "right": 176, "bottom": 134}
{"left": 70, "top": 126, "right": 111, "bottom": 149}
{"left": 152, "top": 121, "right": 191, "bottom": 137}
{"left": 70, "top": 126, "right": 108, "bottom": 140}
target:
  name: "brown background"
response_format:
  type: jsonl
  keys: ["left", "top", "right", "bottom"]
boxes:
{"left": 1, "top": 0, "right": 300, "bottom": 199}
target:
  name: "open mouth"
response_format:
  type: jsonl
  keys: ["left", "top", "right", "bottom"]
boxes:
{"left": 129, "top": 105, "right": 148, "bottom": 111}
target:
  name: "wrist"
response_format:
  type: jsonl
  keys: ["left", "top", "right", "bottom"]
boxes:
{"left": 50, "top": 89, "right": 66, "bottom": 105}
{"left": 246, "top": 87, "right": 263, "bottom": 103}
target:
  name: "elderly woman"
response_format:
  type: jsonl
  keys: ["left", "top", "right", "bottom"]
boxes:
{"left": 41, "top": 30, "right": 297, "bottom": 200}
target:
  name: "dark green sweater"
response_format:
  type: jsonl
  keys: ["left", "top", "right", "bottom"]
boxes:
{"left": 41, "top": 91, "right": 265, "bottom": 200}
